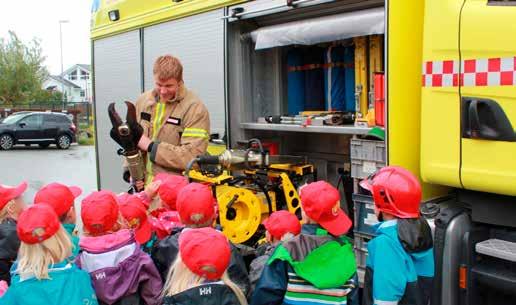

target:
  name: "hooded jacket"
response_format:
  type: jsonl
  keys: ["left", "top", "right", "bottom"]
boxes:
{"left": 1, "top": 261, "right": 98, "bottom": 305}
{"left": 363, "top": 219, "right": 434, "bottom": 305}
{"left": 76, "top": 229, "right": 163, "bottom": 305}
{"left": 162, "top": 281, "right": 242, "bottom": 305}
{"left": 251, "top": 224, "right": 359, "bottom": 305}
{"left": 151, "top": 228, "right": 251, "bottom": 297}
{"left": 0, "top": 218, "right": 20, "bottom": 284}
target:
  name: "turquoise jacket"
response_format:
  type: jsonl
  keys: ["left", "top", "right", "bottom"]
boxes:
{"left": 63, "top": 223, "right": 80, "bottom": 260}
{"left": 1, "top": 261, "right": 98, "bottom": 305}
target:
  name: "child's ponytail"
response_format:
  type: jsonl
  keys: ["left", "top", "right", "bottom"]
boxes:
{"left": 16, "top": 226, "right": 71, "bottom": 280}
{"left": 221, "top": 272, "right": 248, "bottom": 305}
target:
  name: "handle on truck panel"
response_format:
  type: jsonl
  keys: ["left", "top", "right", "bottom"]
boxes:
{"left": 461, "top": 97, "right": 516, "bottom": 142}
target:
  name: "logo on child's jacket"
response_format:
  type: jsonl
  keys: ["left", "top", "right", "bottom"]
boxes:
{"left": 95, "top": 272, "right": 106, "bottom": 280}
{"left": 199, "top": 287, "right": 212, "bottom": 296}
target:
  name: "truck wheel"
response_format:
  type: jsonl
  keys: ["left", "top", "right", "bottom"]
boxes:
{"left": 0, "top": 134, "right": 14, "bottom": 150}
{"left": 56, "top": 135, "right": 71, "bottom": 149}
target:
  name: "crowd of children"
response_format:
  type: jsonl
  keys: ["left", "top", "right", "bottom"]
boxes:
{"left": 0, "top": 165, "right": 434, "bottom": 305}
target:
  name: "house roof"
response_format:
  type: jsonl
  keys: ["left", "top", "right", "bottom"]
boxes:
{"left": 77, "top": 64, "right": 91, "bottom": 72}
{"left": 47, "top": 75, "right": 81, "bottom": 89}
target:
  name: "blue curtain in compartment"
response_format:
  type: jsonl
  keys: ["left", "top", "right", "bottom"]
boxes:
{"left": 303, "top": 47, "right": 325, "bottom": 111}
{"left": 324, "top": 45, "right": 356, "bottom": 112}
{"left": 287, "top": 49, "right": 305, "bottom": 115}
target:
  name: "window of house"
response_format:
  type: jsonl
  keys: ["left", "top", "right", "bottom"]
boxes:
{"left": 80, "top": 70, "right": 89, "bottom": 80}
{"left": 70, "top": 70, "right": 78, "bottom": 80}
{"left": 80, "top": 90, "right": 85, "bottom": 97}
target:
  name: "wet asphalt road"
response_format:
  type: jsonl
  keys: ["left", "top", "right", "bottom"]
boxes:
{"left": 0, "top": 144, "right": 97, "bottom": 229}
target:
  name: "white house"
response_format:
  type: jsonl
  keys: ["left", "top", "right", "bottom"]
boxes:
{"left": 42, "top": 75, "right": 83, "bottom": 103}
{"left": 43, "top": 64, "right": 93, "bottom": 103}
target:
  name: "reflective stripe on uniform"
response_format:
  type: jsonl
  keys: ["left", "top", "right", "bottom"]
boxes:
{"left": 146, "top": 102, "right": 166, "bottom": 184}
{"left": 182, "top": 127, "right": 209, "bottom": 139}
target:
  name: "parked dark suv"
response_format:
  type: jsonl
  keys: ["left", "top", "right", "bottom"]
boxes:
{"left": 0, "top": 112, "right": 77, "bottom": 150}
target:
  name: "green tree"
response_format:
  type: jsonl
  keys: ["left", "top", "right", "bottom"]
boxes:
{"left": 0, "top": 31, "right": 48, "bottom": 105}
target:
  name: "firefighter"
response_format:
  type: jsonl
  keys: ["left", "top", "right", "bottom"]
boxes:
{"left": 126, "top": 55, "right": 211, "bottom": 188}
{"left": 360, "top": 166, "right": 434, "bottom": 305}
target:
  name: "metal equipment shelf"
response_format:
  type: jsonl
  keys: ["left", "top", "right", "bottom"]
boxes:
{"left": 241, "top": 122, "right": 372, "bottom": 135}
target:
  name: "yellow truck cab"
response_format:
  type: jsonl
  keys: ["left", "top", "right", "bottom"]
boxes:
{"left": 91, "top": 1, "right": 516, "bottom": 304}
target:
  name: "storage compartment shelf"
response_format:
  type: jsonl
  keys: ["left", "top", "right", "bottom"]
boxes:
{"left": 241, "top": 122, "right": 372, "bottom": 135}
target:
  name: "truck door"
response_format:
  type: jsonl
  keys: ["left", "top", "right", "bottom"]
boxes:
{"left": 460, "top": 0, "right": 516, "bottom": 195}
{"left": 420, "top": 0, "right": 464, "bottom": 188}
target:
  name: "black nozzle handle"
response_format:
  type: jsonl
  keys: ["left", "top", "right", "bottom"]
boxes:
{"left": 197, "top": 155, "right": 221, "bottom": 165}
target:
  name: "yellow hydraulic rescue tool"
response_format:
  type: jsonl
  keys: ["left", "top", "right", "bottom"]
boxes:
{"left": 185, "top": 139, "right": 314, "bottom": 245}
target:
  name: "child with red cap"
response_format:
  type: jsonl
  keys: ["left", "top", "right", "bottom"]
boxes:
{"left": 151, "top": 183, "right": 250, "bottom": 296}
{"left": 0, "top": 182, "right": 27, "bottom": 284}
{"left": 118, "top": 193, "right": 156, "bottom": 254}
{"left": 359, "top": 166, "right": 434, "bottom": 305}
{"left": 34, "top": 182, "right": 82, "bottom": 259}
{"left": 76, "top": 190, "right": 162, "bottom": 305}
{"left": 1, "top": 204, "right": 98, "bottom": 305}
{"left": 161, "top": 227, "right": 248, "bottom": 305}
{"left": 143, "top": 173, "right": 188, "bottom": 240}
{"left": 252, "top": 181, "right": 358, "bottom": 305}
{"left": 249, "top": 211, "right": 301, "bottom": 295}
{"left": 153, "top": 173, "right": 188, "bottom": 211}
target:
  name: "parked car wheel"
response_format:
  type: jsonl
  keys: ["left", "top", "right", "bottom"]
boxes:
{"left": 0, "top": 134, "right": 14, "bottom": 150}
{"left": 39, "top": 143, "right": 50, "bottom": 149}
{"left": 56, "top": 135, "right": 71, "bottom": 149}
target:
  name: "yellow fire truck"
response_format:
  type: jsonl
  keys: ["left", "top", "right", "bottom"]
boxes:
{"left": 91, "top": 1, "right": 516, "bottom": 304}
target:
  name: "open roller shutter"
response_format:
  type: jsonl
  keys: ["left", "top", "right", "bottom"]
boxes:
{"left": 93, "top": 30, "right": 142, "bottom": 192}
{"left": 143, "top": 8, "right": 226, "bottom": 136}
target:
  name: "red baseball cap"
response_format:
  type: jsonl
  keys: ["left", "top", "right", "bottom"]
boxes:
{"left": 17, "top": 204, "right": 60, "bottom": 244}
{"left": 263, "top": 210, "right": 301, "bottom": 240}
{"left": 300, "top": 181, "right": 352, "bottom": 236}
{"left": 179, "top": 227, "right": 231, "bottom": 280}
{"left": 34, "top": 183, "right": 82, "bottom": 217}
{"left": 176, "top": 183, "right": 215, "bottom": 226}
{"left": 81, "top": 190, "right": 119, "bottom": 235}
{"left": 0, "top": 182, "right": 27, "bottom": 210}
{"left": 118, "top": 193, "right": 151, "bottom": 244}
{"left": 154, "top": 173, "right": 189, "bottom": 210}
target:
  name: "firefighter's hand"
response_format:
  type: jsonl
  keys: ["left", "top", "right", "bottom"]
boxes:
{"left": 128, "top": 120, "right": 144, "bottom": 144}
{"left": 138, "top": 135, "right": 152, "bottom": 151}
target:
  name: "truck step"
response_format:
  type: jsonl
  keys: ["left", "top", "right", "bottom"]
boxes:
{"left": 476, "top": 239, "right": 516, "bottom": 262}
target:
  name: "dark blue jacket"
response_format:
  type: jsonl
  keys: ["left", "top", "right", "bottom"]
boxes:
{"left": 363, "top": 219, "right": 434, "bottom": 305}
{"left": 251, "top": 224, "right": 359, "bottom": 305}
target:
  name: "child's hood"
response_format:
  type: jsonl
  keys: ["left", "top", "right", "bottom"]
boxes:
{"left": 0, "top": 218, "right": 20, "bottom": 260}
{"left": 79, "top": 229, "right": 133, "bottom": 252}
{"left": 269, "top": 226, "right": 357, "bottom": 289}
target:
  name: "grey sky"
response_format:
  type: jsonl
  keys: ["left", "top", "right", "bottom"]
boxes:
{"left": 0, "top": 0, "right": 92, "bottom": 75}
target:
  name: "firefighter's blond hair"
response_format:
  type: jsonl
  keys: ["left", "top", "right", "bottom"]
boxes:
{"left": 153, "top": 55, "right": 183, "bottom": 82}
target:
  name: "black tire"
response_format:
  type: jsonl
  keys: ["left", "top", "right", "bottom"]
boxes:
{"left": 56, "top": 134, "right": 71, "bottom": 149}
{"left": 0, "top": 134, "right": 14, "bottom": 150}
{"left": 39, "top": 143, "right": 50, "bottom": 149}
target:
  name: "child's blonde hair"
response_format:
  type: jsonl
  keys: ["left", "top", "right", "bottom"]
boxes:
{"left": 16, "top": 226, "right": 72, "bottom": 280}
{"left": 162, "top": 255, "right": 248, "bottom": 305}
